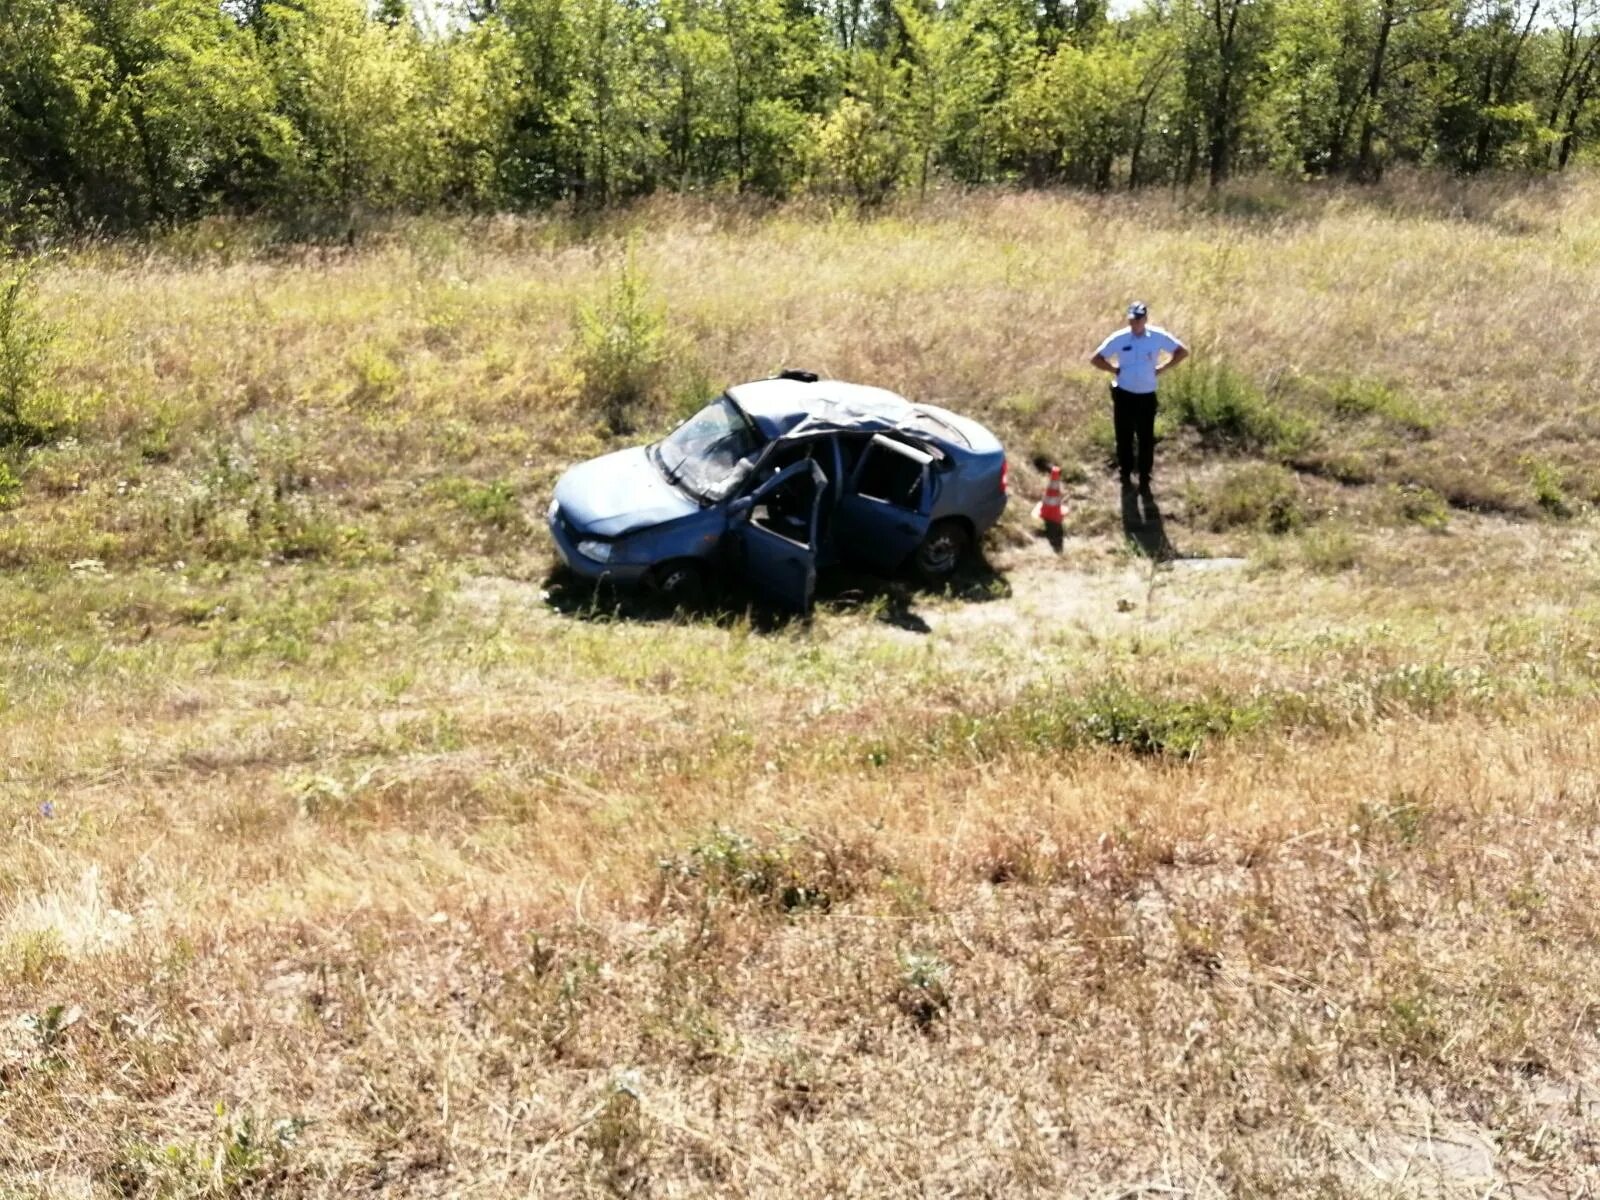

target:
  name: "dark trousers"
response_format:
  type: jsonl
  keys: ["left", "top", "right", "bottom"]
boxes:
{"left": 1112, "top": 387, "right": 1158, "bottom": 484}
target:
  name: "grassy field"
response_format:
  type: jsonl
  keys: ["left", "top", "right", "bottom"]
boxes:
{"left": 5, "top": 172, "right": 1600, "bottom": 1197}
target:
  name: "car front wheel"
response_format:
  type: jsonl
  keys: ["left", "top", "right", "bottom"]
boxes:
{"left": 914, "top": 520, "right": 970, "bottom": 584}
{"left": 651, "top": 560, "right": 708, "bottom": 610}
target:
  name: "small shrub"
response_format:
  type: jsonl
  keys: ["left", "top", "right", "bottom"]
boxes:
{"left": 575, "top": 248, "right": 668, "bottom": 435}
{"left": 659, "top": 827, "right": 868, "bottom": 913}
{"left": 347, "top": 341, "right": 402, "bottom": 405}
{"left": 1368, "top": 662, "right": 1474, "bottom": 715}
{"left": 1296, "top": 450, "right": 1375, "bottom": 485}
{"left": 20, "top": 1001, "right": 81, "bottom": 1054}
{"left": 1299, "top": 524, "right": 1359, "bottom": 573}
{"left": 1077, "top": 412, "right": 1117, "bottom": 464}
{"left": 1412, "top": 465, "right": 1523, "bottom": 515}
{"left": 1201, "top": 180, "right": 1302, "bottom": 221}
{"left": 895, "top": 949, "right": 952, "bottom": 1029}
{"left": 1380, "top": 987, "right": 1449, "bottom": 1064}
{"left": 945, "top": 679, "right": 1274, "bottom": 760}
{"left": 1388, "top": 482, "right": 1450, "bottom": 531}
{"left": 139, "top": 403, "right": 181, "bottom": 463}
{"left": 1526, "top": 458, "right": 1573, "bottom": 518}
{"left": 1, "top": 931, "right": 64, "bottom": 985}
{"left": 1187, "top": 464, "right": 1307, "bottom": 534}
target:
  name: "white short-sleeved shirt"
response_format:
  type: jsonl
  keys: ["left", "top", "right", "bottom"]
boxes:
{"left": 1093, "top": 325, "right": 1185, "bottom": 395}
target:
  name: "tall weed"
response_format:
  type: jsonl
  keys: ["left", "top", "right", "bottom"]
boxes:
{"left": 575, "top": 248, "right": 668, "bottom": 435}
{"left": 0, "top": 250, "right": 61, "bottom": 448}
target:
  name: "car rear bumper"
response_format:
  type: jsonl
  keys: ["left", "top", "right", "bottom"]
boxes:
{"left": 547, "top": 504, "right": 652, "bottom": 586}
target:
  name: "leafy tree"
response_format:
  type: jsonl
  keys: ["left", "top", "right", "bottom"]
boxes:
{"left": 896, "top": 0, "right": 997, "bottom": 194}
{"left": 1435, "top": 0, "right": 1546, "bottom": 169}
{"left": 1177, "top": 0, "right": 1279, "bottom": 184}
{"left": 266, "top": 0, "right": 439, "bottom": 223}
{"left": 809, "top": 51, "right": 908, "bottom": 202}
{"left": 1541, "top": 0, "right": 1600, "bottom": 167}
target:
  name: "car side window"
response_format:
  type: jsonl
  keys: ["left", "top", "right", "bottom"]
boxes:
{"left": 853, "top": 441, "right": 927, "bottom": 512}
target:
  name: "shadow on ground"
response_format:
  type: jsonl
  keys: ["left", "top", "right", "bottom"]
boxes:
{"left": 1120, "top": 483, "right": 1177, "bottom": 562}
{"left": 542, "top": 556, "right": 1010, "bottom": 634}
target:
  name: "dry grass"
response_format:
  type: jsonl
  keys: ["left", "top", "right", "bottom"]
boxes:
{"left": 4, "top": 174, "right": 1600, "bottom": 1196}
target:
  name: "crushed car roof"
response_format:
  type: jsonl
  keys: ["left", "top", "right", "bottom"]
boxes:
{"left": 726, "top": 377, "right": 972, "bottom": 447}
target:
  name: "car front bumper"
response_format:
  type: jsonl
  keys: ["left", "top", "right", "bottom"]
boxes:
{"left": 547, "top": 503, "right": 652, "bottom": 586}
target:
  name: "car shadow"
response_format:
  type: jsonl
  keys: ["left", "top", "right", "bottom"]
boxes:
{"left": 542, "top": 555, "right": 1010, "bottom": 633}
{"left": 1120, "top": 483, "right": 1178, "bottom": 562}
{"left": 817, "top": 555, "right": 1008, "bottom": 632}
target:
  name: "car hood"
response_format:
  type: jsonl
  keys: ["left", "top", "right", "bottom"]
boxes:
{"left": 553, "top": 446, "right": 701, "bottom": 538}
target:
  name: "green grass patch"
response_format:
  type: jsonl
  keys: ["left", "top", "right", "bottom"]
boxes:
{"left": 1315, "top": 376, "right": 1437, "bottom": 437}
{"left": 435, "top": 476, "right": 525, "bottom": 530}
{"left": 1385, "top": 483, "right": 1451, "bottom": 530}
{"left": 1161, "top": 363, "right": 1315, "bottom": 458}
{"left": 942, "top": 679, "right": 1274, "bottom": 761}
{"left": 1187, "top": 464, "right": 1308, "bottom": 534}
{"left": 658, "top": 827, "right": 876, "bottom": 913}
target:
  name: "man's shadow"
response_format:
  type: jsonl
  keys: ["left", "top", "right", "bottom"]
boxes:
{"left": 1120, "top": 483, "right": 1177, "bottom": 562}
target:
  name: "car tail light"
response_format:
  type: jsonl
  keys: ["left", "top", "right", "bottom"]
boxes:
{"left": 999, "top": 457, "right": 1009, "bottom": 495}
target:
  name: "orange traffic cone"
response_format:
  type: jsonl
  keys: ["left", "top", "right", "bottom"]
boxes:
{"left": 1031, "top": 465, "right": 1064, "bottom": 527}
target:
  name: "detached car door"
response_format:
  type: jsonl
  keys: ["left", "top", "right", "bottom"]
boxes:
{"left": 835, "top": 434, "right": 934, "bottom": 573}
{"left": 728, "top": 460, "right": 827, "bottom": 614}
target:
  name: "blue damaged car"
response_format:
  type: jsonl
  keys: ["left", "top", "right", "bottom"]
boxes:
{"left": 546, "top": 371, "right": 1009, "bottom": 612}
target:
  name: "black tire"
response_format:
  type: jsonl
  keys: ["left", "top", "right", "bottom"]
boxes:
{"left": 651, "top": 560, "right": 708, "bottom": 610}
{"left": 914, "top": 520, "right": 970, "bottom": 584}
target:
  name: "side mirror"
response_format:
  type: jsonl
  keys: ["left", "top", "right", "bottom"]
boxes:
{"left": 728, "top": 497, "right": 754, "bottom": 525}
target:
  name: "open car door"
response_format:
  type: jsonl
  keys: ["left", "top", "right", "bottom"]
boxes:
{"left": 835, "top": 434, "right": 934, "bottom": 573}
{"left": 728, "top": 460, "right": 826, "bottom": 614}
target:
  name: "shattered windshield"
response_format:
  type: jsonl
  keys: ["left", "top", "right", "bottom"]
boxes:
{"left": 651, "top": 395, "right": 765, "bottom": 503}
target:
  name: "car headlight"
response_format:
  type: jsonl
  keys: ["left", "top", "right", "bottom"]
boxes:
{"left": 548, "top": 497, "right": 560, "bottom": 520}
{"left": 576, "top": 539, "right": 614, "bottom": 562}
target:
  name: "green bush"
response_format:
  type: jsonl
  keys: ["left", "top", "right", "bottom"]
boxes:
{"left": 1526, "top": 458, "right": 1573, "bottom": 518}
{"left": 1162, "top": 363, "right": 1313, "bottom": 457}
{"left": 1388, "top": 482, "right": 1450, "bottom": 530}
{"left": 156, "top": 441, "right": 348, "bottom": 563}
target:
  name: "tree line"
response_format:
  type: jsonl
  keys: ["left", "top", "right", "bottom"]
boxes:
{"left": 1, "top": 0, "right": 1596, "bottom": 234}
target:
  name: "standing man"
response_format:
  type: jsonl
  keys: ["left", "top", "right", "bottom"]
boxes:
{"left": 1089, "top": 301, "right": 1189, "bottom": 495}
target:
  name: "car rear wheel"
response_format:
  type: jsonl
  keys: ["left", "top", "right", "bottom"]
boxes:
{"left": 914, "top": 520, "right": 969, "bottom": 584}
{"left": 651, "top": 560, "right": 708, "bottom": 610}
